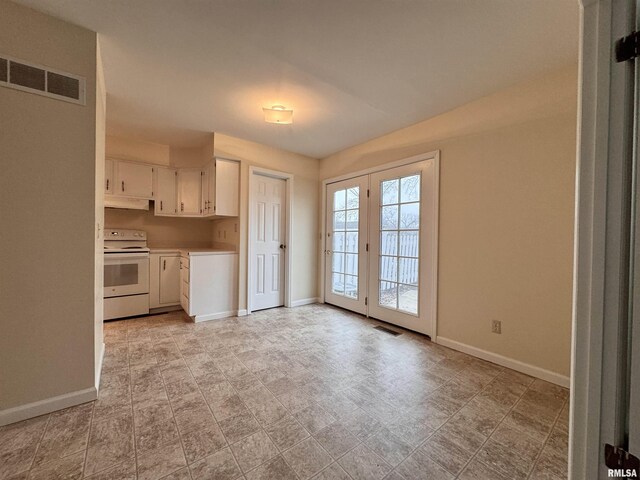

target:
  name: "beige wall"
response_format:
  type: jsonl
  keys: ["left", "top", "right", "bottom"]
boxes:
{"left": 214, "top": 133, "right": 320, "bottom": 309}
{"left": 320, "top": 67, "right": 577, "bottom": 378}
{"left": 106, "top": 135, "right": 170, "bottom": 165}
{"left": 0, "top": 1, "right": 99, "bottom": 415}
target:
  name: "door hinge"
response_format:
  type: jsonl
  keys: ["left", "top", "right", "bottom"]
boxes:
{"left": 604, "top": 444, "right": 640, "bottom": 473}
{"left": 616, "top": 31, "right": 640, "bottom": 63}
{"left": 365, "top": 297, "right": 368, "bottom": 306}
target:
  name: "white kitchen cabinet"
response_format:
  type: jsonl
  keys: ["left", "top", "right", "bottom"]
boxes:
{"left": 178, "top": 168, "right": 203, "bottom": 216}
{"left": 201, "top": 165, "right": 213, "bottom": 215}
{"left": 180, "top": 256, "right": 190, "bottom": 314}
{"left": 202, "top": 158, "right": 240, "bottom": 217}
{"left": 159, "top": 256, "right": 181, "bottom": 304}
{"left": 116, "top": 161, "right": 154, "bottom": 199}
{"left": 105, "top": 158, "right": 114, "bottom": 194}
{"left": 180, "top": 252, "right": 237, "bottom": 321}
{"left": 155, "top": 167, "right": 178, "bottom": 215}
{"left": 215, "top": 159, "right": 240, "bottom": 216}
{"left": 149, "top": 253, "right": 181, "bottom": 309}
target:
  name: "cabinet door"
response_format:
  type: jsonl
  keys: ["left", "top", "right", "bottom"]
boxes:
{"left": 178, "top": 168, "right": 203, "bottom": 216}
{"left": 201, "top": 167, "right": 211, "bottom": 215}
{"left": 105, "top": 158, "right": 114, "bottom": 194}
{"left": 117, "top": 161, "right": 154, "bottom": 198}
{"left": 156, "top": 168, "right": 178, "bottom": 215}
{"left": 159, "top": 256, "right": 180, "bottom": 305}
{"left": 215, "top": 159, "right": 239, "bottom": 216}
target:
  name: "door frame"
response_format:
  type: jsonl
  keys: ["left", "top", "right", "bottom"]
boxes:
{"left": 319, "top": 150, "right": 440, "bottom": 339}
{"left": 571, "top": 0, "right": 637, "bottom": 478}
{"left": 247, "top": 166, "right": 293, "bottom": 314}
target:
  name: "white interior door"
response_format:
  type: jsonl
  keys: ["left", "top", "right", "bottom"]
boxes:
{"left": 368, "top": 161, "right": 437, "bottom": 335}
{"left": 324, "top": 175, "right": 369, "bottom": 315}
{"left": 251, "top": 174, "right": 286, "bottom": 311}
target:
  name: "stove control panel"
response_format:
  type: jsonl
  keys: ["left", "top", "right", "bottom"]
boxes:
{"left": 104, "top": 229, "right": 147, "bottom": 241}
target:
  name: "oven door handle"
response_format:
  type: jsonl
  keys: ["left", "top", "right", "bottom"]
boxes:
{"left": 104, "top": 252, "right": 150, "bottom": 259}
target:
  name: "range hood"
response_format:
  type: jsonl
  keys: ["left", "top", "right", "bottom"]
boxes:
{"left": 104, "top": 196, "right": 149, "bottom": 210}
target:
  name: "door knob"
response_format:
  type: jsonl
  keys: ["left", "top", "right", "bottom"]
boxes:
{"left": 279, "top": 244, "right": 286, "bottom": 250}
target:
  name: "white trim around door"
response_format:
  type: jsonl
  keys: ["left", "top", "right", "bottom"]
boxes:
{"left": 247, "top": 166, "right": 293, "bottom": 315}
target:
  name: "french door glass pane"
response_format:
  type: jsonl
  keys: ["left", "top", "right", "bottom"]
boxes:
{"left": 379, "top": 281, "right": 398, "bottom": 308}
{"left": 400, "top": 175, "right": 420, "bottom": 203}
{"left": 380, "top": 231, "right": 397, "bottom": 255}
{"left": 331, "top": 186, "right": 360, "bottom": 299}
{"left": 381, "top": 205, "right": 399, "bottom": 229}
{"left": 400, "top": 203, "right": 419, "bottom": 229}
{"left": 332, "top": 273, "right": 345, "bottom": 294}
{"left": 345, "top": 232, "right": 358, "bottom": 253}
{"left": 382, "top": 179, "right": 399, "bottom": 205}
{"left": 378, "top": 174, "right": 421, "bottom": 315}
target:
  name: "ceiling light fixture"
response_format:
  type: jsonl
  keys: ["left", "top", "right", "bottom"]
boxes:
{"left": 263, "top": 105, "right": 293, "bottom": 124}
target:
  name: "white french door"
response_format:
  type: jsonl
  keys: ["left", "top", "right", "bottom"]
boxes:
{"left": 250, "top": 174, "right": 286, "bottom": 311}
{"left": 324, "top": 157, "right": 438, "bottom": 336}
{"left": 369, "top": 161, "right": 437, "bottom": 334}
{"left": 324, "top": 176, "right": 369, "bottom": 314}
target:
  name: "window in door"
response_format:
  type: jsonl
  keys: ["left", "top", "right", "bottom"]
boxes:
{"left": 378, "top": 174, "right": 420, "bottom": 315}
{"left": 331, "top": 186, "right": 360, "bottom": 299}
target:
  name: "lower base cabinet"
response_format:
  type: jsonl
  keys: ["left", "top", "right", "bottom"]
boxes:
{"left": 150, "top": 253, "right": 181, "bottom": 308}
{"left": 181, "top": 253, "right": 238, "bottom": 321}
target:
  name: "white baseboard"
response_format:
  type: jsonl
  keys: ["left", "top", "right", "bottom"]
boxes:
{"left": 194, "top": 310, "right": 239, "bottom": 322}
{"left": 291, "top": 297, "right": 320, "bottom": 308}
{"left": 95, "top": 342, "right": 105, "bottom": 391}
{"left": 435, "top": 336, "right": 570, "bottom": 388}
{"left": 0, "top": 387, "right": 98, "bottom": 427}
{"left": 237, "top": 309, "right": 248, "bottom": 317}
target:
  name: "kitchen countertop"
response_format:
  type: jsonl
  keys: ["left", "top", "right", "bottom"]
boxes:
{"left": 149, "top": 247, "right": 237, "bottom": 256}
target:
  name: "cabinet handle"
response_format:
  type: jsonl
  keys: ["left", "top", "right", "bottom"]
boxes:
{"left": 160, "top": 200, "right": 163, "bottom": 211}
{"left": 181, "top": 202, "right": 184, "bottom": 212}
{"left": 163, "top": 259, "right": 166, "bottom": 271}
{"left": 121, "top": 181, "right": 125, "bottom": 192}
{"left": 106, "top": 179, "right": 109, "bottom": 190}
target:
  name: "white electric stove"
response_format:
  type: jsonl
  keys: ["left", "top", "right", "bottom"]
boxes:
{"left": 104, "top": 229, "right": 150, "bottom": 320}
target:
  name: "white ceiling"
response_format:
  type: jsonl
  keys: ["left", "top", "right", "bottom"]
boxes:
{"left": 16, "top": 0, "right": 579, "bottom": 158}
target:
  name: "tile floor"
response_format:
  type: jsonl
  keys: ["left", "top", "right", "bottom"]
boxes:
{"left": 0, "top": 304, "right": 569, "bottom": 479}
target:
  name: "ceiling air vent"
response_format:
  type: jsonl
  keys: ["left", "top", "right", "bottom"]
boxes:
{"left": 0, "top": 54, "right": 85, "bottom": 105}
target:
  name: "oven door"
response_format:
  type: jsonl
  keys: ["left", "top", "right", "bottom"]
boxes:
{"left": 104, "top": 252, "right": 149, "bottom": 298}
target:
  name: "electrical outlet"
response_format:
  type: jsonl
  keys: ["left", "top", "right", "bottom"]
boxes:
{"left": 491, "top": 320, "right": 502, "bottom": 334}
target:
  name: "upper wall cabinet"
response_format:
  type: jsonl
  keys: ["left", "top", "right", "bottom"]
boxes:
{"left": 202, "top": 158, "right": 240, "bottom": 217}
{"left": 104, "top": 156, "right": 239, "bottom": 218}
{"left": 105, "top": 158, "right": 114, "bottom": 194}
{"left": 116, "top": 161, "right": 154, "bottom": 199}
{"left": 155, "top": 167, "right": 178, "bottom": 215}
{"left": 178, "top": 168, "right": 203, "bottom": 216}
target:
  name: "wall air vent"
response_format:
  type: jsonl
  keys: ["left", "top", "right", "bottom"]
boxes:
{"left": 0, "top": 54, "right": 85, "bottom": 105}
